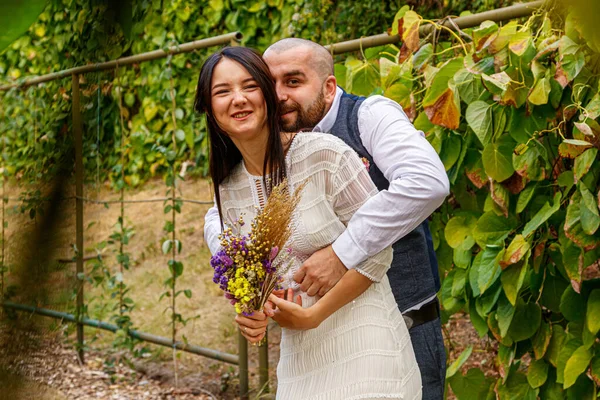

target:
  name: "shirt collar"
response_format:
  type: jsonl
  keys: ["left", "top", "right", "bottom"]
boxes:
{"left": 313, "top": 86, "right": 344, "bottom": 133}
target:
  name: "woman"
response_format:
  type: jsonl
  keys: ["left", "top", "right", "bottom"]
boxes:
{"left": 194, "top": 47, "right": 422, "bottom": 400}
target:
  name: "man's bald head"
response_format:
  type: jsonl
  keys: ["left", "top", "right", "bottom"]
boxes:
{"left": 265, "top": 38, "right": 334, "bottom": 81}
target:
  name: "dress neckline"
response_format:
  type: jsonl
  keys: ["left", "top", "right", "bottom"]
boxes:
{"left": 241, "top": 133, "right": 300, "bottom": 180}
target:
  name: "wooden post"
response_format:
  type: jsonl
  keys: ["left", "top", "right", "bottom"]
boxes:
{"left": 72, "top": 73, "right": 85, "bottom": 363}
{"left": 238, "top": 329, "right": 249, "bottom": 399}
{"left": 258, "top": 331, "right": 269, "bottom": 394}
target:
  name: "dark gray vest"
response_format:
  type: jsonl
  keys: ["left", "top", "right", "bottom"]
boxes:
{"left": 328, "top": 91, "right": 440, "bottom": 312}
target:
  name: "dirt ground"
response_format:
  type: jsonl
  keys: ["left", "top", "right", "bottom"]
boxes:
{"left": 0, "top": 177, "right": 493, "bottom": 399}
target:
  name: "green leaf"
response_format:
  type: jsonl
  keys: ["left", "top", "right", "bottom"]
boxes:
{"left": 184, "top": 289, "right": 192, "bottom": 299}
{"left": 586, "top": 289, "right": 600, "bottom": 335}
{"left": 472, "top": 212, "right": 517, "bottom": 248}
{"left": 558, "top": 171, "right": 575, "bottom": 190}
{"left": 527, "top": 358, "right": 549, "bottom": 388}
{"left": 469, "top": 301, "right": 489, "bottom": 338}
{"left": 444, "top": 214, "right": 478, "bottom": 249}
{"left": 496, "top": 293, "right": 515, "bottom": 337}
{"left": 579, "top": 183, "right": 600, "bottom": 235}
{"left": 0, "top": 0, "right": 47, "bottom": 52}
{"left": 566, "top": 375, "right": 596, "bottom": 400}
{"left": 482, "top": 136, "right": 516, "bottom": 182}
{"left": 454, "top": 69, "right": 485, "bottom": 104}
{"left": 175, "top": 129, "right": 186, "bottom": 142}
{"left": 412, "top": 43, "right": 433, "bottom": 71}
{"left": 440, "top": 133, "right": 462, "bottom": 171}
{"left": 574, "top": 148, "right": 598, "bottom": 183}
{"left": 545, "top": 324, "right": 566, "bottom": 367}
{"left": 500, "top": 235, "right": 530, "bottom": 269}
{"left": 501, "top": 260, "right": 528, "bottom": 306}
{"left": 532, "top": 321, "right": 551, "bottom": 360}
{"left": 482, "top": 72, "right": 511, "bottom": 96}
{"left": 516, "top": 183, "right": 537, "bottom": 214}
{"left": 522, "top": 192, "right": 562, "bottom": 238}
{"left": 528, "top": 77, "right": 551, "bottom": 105}
{"left": 564, "top": 346, "right": 592, "bottom": 389}
{"left": 162, "top": 240, "right": 172, "bottom": 255}
{"left": 453, "top": 246, "right": 472, "bottom": 269}
{"left": 555, "top": 52, "right": 585, "bottom": 88}
{"left": 448, "top": 368, "right": 495, "bottom": 400}
{"left": 452, "top": 269, "right": 467, "bottom": 297}
{"left": 466, "top": 101, "right": 493, "bottom": 146}
{"left": 557, "top": 339, "right": 583, "bottom": 384}
{"left": 560, "top": 286, "right": 586, "bottom": 323}
{"left": 541, "top": 273, "right": 569, "bottom": 314}
{"left": 446, "top": 345, "right": 473, "bottom": 378}
{"left": 334, "top": 64, "right": 347, "bottom": 89}
{"left": 474, "top": 247, "right": 503, "bottom": 294}
{"left": 513, "top": 143, "right": 545, "bottom": 181}
{"left": 346, "top": 59, "right": 380, "bottom": 97}
{"left": 508, "top": 300, "right": 541, "bottom": 342}
{"left": 497, "top": 371, "right": 538, "bottom": 400}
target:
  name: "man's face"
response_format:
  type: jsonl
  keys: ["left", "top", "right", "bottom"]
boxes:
{"left": 264, "top": 48, "right": 328, "bottom": 132}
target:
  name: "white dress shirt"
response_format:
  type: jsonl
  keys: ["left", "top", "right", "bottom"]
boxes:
{"left": 203, "top": 86, "right": 450, "bottom": 310}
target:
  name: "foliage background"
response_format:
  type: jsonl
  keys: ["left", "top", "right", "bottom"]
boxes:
{"left": 3, "top": 0, "right": 600, "bottom": 398}
{"left": 0, "top": 0, "right": 517, "bottom": 188}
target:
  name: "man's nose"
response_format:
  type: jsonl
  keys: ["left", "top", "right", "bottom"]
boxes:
{"left": 275, "top": 82, "right": 288, "bottom": 102}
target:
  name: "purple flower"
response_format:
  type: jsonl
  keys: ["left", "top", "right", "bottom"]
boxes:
{"left": 269, "top": 246, "right": 279, "bottom": 262}
{"left": 220, "top": 254, "right": 233, "bottom": 267}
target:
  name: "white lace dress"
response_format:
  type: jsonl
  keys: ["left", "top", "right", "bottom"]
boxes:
{"left": 218, "top": 132, "right": 422, "bottom": 400}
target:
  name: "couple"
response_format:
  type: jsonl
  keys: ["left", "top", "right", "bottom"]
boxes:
{"left": 196, "top": 39, "right": 449, "bottom": 400}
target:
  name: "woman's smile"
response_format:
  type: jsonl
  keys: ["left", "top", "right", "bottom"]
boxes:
{"left": 231, "top": 110, "right": 253, "bottom": 121}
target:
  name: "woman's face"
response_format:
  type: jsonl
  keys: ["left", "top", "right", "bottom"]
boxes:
{"left": 210, "top": 58, "right": 268, "bottom": 142}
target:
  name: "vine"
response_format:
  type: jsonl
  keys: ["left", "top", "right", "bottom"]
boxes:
{"left": 336, "top": 5, "right": 600, "bottom": 398}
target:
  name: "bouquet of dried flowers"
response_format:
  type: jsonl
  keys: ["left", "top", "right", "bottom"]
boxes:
{"left": 210, "top": 179, "right": 306, "bottom": 316}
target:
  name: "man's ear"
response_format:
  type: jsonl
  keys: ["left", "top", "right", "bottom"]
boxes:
{"left": 323, "top": 75, "right": 337, "bottom": 105}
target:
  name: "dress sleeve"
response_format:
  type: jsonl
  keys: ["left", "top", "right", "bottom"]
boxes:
{"left": 330, "top": 147, "right": 393, "bottom": 282}
{"left": 203, "top": 200, "right": 223, "bottom": 255}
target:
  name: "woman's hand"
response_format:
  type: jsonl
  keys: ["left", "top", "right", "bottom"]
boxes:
{"left": 235, "top": 311, "right": 268, "bottom": 344}
{"left": 268, "top": 288, "right": 321, "bottom": 330}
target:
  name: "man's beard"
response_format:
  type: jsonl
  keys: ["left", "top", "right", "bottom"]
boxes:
{"left": 280, "top": 90, "right": 326, "bottom": 132}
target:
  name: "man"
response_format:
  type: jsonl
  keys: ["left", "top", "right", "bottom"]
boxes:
{"left": 204, "top": 38, "right": 449, "bottom": 399}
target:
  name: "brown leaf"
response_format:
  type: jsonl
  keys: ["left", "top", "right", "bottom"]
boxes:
{"left": 424, "top": 88, "right": 460, "bottom": 130}
{"left": 558, "top": 142, "right": 591, "bottom": 158}
{"left": 502, "top": 173, "right": 526, "bottom": 195}
{"left": 398, "top": 43, "right": 412, "bottom": 64}
{"left": 554, "top": 62, "right": 568, "bottom": 88}
{"left": 466, "top": 168, "right": 487, "bottom": 189}
{"left": 490, "top": 179, "right": 509, "bottom": 217}
{"left": 533, "top": 240, "right": 546, "bottom": 273}
{"left": 404, "top": 22, "right": 420, "bottom": 53}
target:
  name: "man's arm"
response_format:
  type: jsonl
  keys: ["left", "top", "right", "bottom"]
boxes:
{"left": 297, "top": 96, "right": 449, "bottom": 295}
{"left": 331, "top": 96, "right": 449, "bottom": 269}
{"left": 204, "top": 203, "right": 223, "bottom": 255}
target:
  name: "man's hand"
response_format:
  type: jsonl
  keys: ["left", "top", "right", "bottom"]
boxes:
{"left": 293, "top": 245, "right": 347, "bottom": 297}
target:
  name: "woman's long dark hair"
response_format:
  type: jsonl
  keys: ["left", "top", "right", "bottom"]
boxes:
{"left": 194, "top": 47, "right": 286, "bottom": 226}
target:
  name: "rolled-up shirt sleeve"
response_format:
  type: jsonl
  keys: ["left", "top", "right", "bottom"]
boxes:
{"left": 331, "top": 148, "right": 393, "bottom": 282}
{"left": 331, "top": 96, "right": 449, "bottom": 270}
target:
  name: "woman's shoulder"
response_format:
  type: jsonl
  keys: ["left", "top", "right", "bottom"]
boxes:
{"left": 289, "top": 132, "right": 352, "bottom": 163}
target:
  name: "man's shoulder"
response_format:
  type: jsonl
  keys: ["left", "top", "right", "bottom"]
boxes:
{"left": 359, "top": 94, "right": 403, "bottom": 111}
{"left": 292, "top": 132, "right": 351, "bottom": 160}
